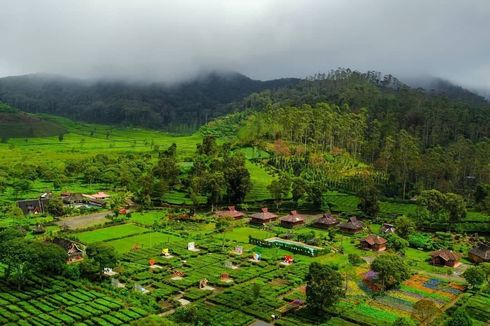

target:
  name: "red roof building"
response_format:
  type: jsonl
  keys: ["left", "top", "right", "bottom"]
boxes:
{"left": 92, "top": 192, "right": 111, "bottom": 200}
{"left": 280, "top": 211, "right": 305, "bottom": 228}
{"left": 360, "top": 235, "right": 387, "bottom": 251}
{"left": 430, "top": 249, "right": 462, "bottom": 267}
{"left": 215, "top": 206, "right": 245, "bottom": 219}
{"left": 338, "top": 217, "right": 364, "bottom": 233}
{"left": 314, "top": 214, "right": 339, "bottom": 228}
{"left": 250, "top": 208, "right": 278, "bottom": 225}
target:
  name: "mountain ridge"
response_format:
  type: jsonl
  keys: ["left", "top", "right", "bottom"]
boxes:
{"left": 0, "top": 70, "right": 487, "bottom": 133}
{"left": 0, "top": 72, "right": 298, "bottom": 132}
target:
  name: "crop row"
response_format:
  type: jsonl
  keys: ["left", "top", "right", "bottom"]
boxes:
{"left": 188, "top": 302, "right": 254, "bottom": 326}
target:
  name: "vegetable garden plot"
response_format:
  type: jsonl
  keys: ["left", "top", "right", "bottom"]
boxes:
{"left": 334, "top": 274, "right": 466, "bottom": 325}
{"left": 0, "top": 276, "right": 147, "bottom": 325}
{"left": 209, "top": 274, "right": 299, "bottom": 322}
{"left": 464, "top": 292, "right": 490, "bottom": 323}
{"left": 181, "top": 302, "right": 254, "bottom": 326}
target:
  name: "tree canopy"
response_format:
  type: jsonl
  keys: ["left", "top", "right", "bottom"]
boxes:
{"left": 305, "top": 262, "right": 345, "bottom": 314}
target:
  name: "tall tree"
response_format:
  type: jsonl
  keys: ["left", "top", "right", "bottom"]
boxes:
{"left": 357, "top": 184, "right": 380, "bottom": 218}
{"left": 223, "top": 154, "right": 251, "bottom": 204}
{"left": 371, "top": 254, "right": 410, "bottom": 291}
{"left": 393, "top": 130, "right": 421, "bottom": 199}
{"left": 394, "top": 216, "right": 416, "bottom": 239}
{"left": 445, "top": 192, "right": 466, "bottom": 231}
{"left": 82, "top": 243, "right": 118, "bottom": 278}
{"left": 305, "top": 263, "right": 345, "bottom": 315}
{"left": 267, "top": 175, "right": 291, "bottom": 209}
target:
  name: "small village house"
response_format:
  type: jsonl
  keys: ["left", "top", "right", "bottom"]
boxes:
{"left": 280, "top": 211, "right": 305, "bottom": 228}
{"left": 314, "top": 213, "right": 339, "bottom": 229}
{"left": 82, "top": 195, "right": 105, "bottom": 207}
{"left": 81, "top": 192, "right": 111, "bottom": 207}
{"left": 61, "top": 192, "right": 85, "bottom": 205}
{"left": 91, "top": 192, "right": 111, "bottom": 200}
{"left": 250, "top": 208, "right": 278, "bottom": 225}
{"left": 360, "top": 235, "right": 387, "bottom": 251}
{"left": 53, "top": 238, "right": 86, "bottom": 263}
{"left": 430, "top": 249, "right": 462, "bottom": 267}
{"left": 215, "top": 206, "right": 245, "bottom": 219}
{"left": 468, "top": 243, "right": 490, "bottom": 263}
{"left": 17, "top": 194, "right": 51, "bottom": 215}
{"left": 380, "top": 223, "right": 396, "bottom": 234}
{"left": 338, "top": 217, "right": 364, "bottom": 233}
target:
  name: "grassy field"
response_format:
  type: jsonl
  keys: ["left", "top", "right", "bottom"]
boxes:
{"left": 75, "top": 224, "right": 149, "bottom": 244}
{"left": 0, "top": 115, "right": 202, "bottom": 166}
{"left": 244, "top": 161, "right": 275, "bottom": 202}
{"left": 105, "top": 232, "right": 182, "bottom": 253}
{"left": 129, "top": 211, "right": 166, "bottom": 225}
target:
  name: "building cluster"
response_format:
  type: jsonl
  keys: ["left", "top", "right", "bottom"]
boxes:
{"left": 215, "top": 206, "right": 490, "bottom": 266}
{"left": 16, "top": 191, "right": 112, "bottom": 215}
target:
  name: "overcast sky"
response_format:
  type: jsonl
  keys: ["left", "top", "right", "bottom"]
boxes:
{"left": 1, "top": 0, "right": 489, "bottom": 90}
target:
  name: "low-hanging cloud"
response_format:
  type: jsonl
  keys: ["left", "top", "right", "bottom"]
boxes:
{"left": 1, "top": 0, "right": 489, "bottom": 90}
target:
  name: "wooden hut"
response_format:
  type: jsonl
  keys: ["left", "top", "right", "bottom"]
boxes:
{"left": 360, "top": 235, "right": 387, "bottom": 251}
{"left": 338, "top": 217, "right": 364, "bottom": 233}
{"left": 250, "top": 208, "right": 278, "bottom": 225}
{"left": 314, "top": 214, "right": 339, "bottom": 229}
{"left": 280, "top": 211, "right": 305, "bottom": 228}
{"left": 215, "top": 206, "right": 245, "bottom": 219}
{"left": 469, "top": 244, "right": 490, "bottom": 263}
{"left": 430, "top": 249, "right": 462, "bottom": 267}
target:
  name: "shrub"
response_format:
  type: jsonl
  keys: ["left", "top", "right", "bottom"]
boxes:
{"left": 348, "top": 253, "right": 364, "bottom": 266}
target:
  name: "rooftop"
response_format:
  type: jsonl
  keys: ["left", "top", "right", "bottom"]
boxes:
{"left": 251, "top": 208, "right": 278, "bottom": 220}
{"left": 430, "top": 249, "right": 462, "bottom": 261}
{"left": 280, "top": 211, "right": 305, "bottom": 223}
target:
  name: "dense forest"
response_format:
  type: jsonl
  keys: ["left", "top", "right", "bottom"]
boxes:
{"left": 225, "top": 69, "right": 490, "bottom": 201}
{"left": 0, "top": 72, "right": 297, "bottom": 132}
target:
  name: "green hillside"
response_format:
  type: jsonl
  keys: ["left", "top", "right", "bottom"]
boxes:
{"left": 0, "top": 103, "right": 66, "bottom": 138}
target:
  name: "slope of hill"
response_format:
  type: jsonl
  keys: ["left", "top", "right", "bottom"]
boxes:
{"left": 0, "top": 72, "right": 298, "bottom": 132}
{"left": 233, "top": 69, "right": 490, "bottom": 147}
{"left": 406, "top": 76, "right": 489, "bottom": 106}
{"left": 0, "top": 103, "right": 66, "bottom": 138}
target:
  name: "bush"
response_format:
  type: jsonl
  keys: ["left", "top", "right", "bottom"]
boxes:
{"left": 348, "top": 253, "right": 364, "bottom": 266}
{"left": 408, "top": 233, "right": 433, "bottom": 250}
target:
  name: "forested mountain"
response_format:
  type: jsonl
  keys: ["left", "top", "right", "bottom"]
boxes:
{"left": 231, "top": 69, "right": 490, "bottom": 199}
{"left": 406, "top": 77, "right": 489, "bottom": 107}
{"left": 235, "top": 69, "right": 490, "bottom": 147}
{"left": 0, "top": 72, "right": 297, "bottom": 132}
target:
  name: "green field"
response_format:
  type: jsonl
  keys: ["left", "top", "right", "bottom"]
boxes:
{"left": 244, "top": 161, "right": 275, "bottom": 202}
{"left": 0, "top": 115, "right": 202, "bottom": 166}
{"left": 105, "top": 232, "right": 182, "bottom": 253}
{"left": 129, "top": 211, "right": 166, "bottom": 225}
{"left": 75, "top": 224, "right": 149, "bottom": 244}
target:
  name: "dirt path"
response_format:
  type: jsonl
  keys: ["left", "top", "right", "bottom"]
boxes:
{"left": 56, "top": 211, "right": 112, "bottom": 230}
